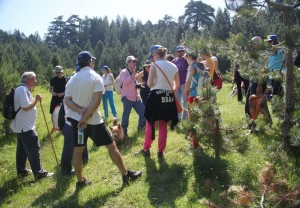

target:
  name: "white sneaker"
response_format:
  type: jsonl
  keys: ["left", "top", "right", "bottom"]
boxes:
{"left": 113, "top": 116, "right": 119, "bottom": 121}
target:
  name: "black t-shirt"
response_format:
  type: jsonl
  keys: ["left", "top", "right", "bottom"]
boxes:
{"left": 50, "top": 76, "right": 67, "bottom": 93}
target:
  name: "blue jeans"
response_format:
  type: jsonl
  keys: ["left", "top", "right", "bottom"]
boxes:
{"left": 102, "top": 90, "right": 118, "bottom": 117}
{"left": 61, "top": 123, "right": 89, "bottom": 175}
{"left": 121, "top": 96, "right": 146, "bottom": 134}
{"left": 16, "top": 130, "right": 46, "bottom": 176}
{"left": 176, "top": 84, "right": 188, "bottom": 120}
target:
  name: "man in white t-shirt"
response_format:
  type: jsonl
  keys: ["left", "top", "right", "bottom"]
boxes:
{"left": 64, "top": 51, "right": 142, "bottom": 191}
{"left": 11, "top": 71, "right": 53, "bottom": 180}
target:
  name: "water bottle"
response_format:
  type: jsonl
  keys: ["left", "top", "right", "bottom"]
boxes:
{"left": 78, "top": 126, "right": 84, "bottom": 145}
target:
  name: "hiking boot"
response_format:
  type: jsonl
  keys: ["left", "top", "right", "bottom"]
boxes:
{"left": 134, "top": 149, "right": 150, "bottom": 157}
{"left": 76, "top": 177, "right": 92, "bottom": 191}
{"left": 17, "top": 169, "right": 32, "bottom": 177}
{"left": 122, "top": 170, "right": 142, "bottom": 186}
{"left": 157, "top": 151, "right": 164, "bottom": 158}
{"left": 35, "top": 171, "right": 54, "bottom": 180}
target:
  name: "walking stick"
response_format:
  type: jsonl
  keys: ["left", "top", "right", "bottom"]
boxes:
{"left": 39, "top": 101, "right": 59, "bottom": 165}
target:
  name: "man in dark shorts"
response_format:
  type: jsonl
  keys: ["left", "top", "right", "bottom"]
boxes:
{"left": 64, "top": 51, "right": 142, "bottom": 191}
{"left": 49, "top": 65, "right": 67, "bottom": 131}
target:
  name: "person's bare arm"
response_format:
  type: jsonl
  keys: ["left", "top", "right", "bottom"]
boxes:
{"left": 185, "top": 66, "right": 194, "bottom": 97}
{"left": 23, "top": 94, "right": 42, "bottom": 111}
{"left": 147, "top": 65, "right": 156, "bottom": 88}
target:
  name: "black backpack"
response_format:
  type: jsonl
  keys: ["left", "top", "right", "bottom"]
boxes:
{"left": 2, "top": 85, "right": 23, "bottom": 120}
{"left": 57, "top": 102, "right": 65, "bottom": 130}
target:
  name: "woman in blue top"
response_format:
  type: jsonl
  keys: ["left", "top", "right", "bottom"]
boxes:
{"left": 267, "top": 35, "right": 286, "bottom": 96}
{"left": 184, "top": 50, "right": 206, "bottom": 148}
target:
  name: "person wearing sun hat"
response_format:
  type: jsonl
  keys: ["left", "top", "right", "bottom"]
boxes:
{"left": 49, "top": 65, "right": 67, "bottom": 131}
{"left": 135, "top": 60, "right": 152, "bottom": 105}
{"left": 119, "top": 55, "right": 146, "bottom": 136}
{"left": 172, "top": 45, "right": 189, "bottom": 120}
{"left": 101, "top": 65, "right": 118, "bottom": 120}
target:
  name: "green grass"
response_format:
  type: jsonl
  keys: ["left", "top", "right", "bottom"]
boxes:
{"left": 0, "top": 83, "right": 299, "bottom": 207}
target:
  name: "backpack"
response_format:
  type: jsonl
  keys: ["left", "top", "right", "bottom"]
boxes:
{"left": 192, "top": 63, "right": 209, "bottom": 92}
{"left": 113, "top": 75, "right": 122, "bottom": 94}
{"left": 2, "top": 84, "right": 23, "bottom": 120}
{"left": 211, "top": 71, "right": 223, "bottom": 90}
{"left": 52, "top": 102, "right": 65, "bottom": 130}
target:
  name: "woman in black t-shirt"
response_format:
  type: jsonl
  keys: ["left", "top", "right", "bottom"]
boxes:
{"left": 49, "top": 66, "right": 67, "bottom": 131}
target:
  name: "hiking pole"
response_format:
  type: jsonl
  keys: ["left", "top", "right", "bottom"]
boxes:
{"left": 39, "top": 101, "right": 59, "bottom": 165}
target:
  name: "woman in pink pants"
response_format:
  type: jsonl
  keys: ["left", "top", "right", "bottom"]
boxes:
{"left": 135, "top": 45, "right": 180, "bottom": 158}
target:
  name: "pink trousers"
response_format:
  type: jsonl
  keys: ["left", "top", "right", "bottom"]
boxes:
{"left": 143, "top": 120, "right": 167, "bottom": 152}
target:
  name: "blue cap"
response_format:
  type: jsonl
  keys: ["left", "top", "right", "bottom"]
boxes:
{"left": 77, "top": 50, "right": 96, "bottom": 64}
{"left": 76, "top": 64, "right": 81, "bottom": 72}
{"left": 176, "top": 45, "right": 185, "bottom": 51}
{"left": 148, "top": 45, "right": 163, "bottom": 60}
{"left": 101, "top": 65, "right": 109, "bottom": 70}
{"left": 267, "top": 35, "right": 278, "bottom": 42}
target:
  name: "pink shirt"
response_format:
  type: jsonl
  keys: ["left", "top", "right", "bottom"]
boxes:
{"left": 119, "top": 68, "right": 141, "bottom": 101}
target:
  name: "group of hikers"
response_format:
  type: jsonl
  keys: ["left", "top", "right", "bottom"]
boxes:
{"left": 10, "top": 34, "right": 298, "bottom": 191}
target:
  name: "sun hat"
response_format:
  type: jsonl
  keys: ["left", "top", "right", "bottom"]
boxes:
{"left": 55, "top": 65, "right": 63, "bottom": 73}
{"left": 125, "top": 55, "right": 138, "bottom": 63}
{"left": 143, "top": 60, "right": 152, "bottom": 66}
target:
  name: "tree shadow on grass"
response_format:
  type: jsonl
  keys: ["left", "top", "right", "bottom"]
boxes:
{"left": 116, "top": 130, "right": 144, "bottom": 154}
{"left": 192, "top": 150, "right": 231, "bottom": 206}
{"left": 31, "top": 166, "right": 75, "bottom": 207}
{"left": 0, "top": 176, "right": 34, "bottom": 205}
{"left": 144, "top": 157, "right": 188, "bottom": 207}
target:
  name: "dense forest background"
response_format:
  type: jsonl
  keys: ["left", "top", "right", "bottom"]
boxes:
{"left": 0, "top": 0, "right": 299, "bottom": 142}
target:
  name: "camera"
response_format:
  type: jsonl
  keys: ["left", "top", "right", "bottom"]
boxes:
{"left": 135, "top": 84, "right": 142, "bottom": 89}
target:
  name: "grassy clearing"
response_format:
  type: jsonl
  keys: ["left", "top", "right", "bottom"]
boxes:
{"left": 0, "top": 83, "right": 299, "bottom": 207}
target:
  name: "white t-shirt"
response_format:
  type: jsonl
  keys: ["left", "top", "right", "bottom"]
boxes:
{"left": 10, "top": 85, "right": 36, "bottom": 133}
{"left": 65, "top": 66, "right": 104, "bottom": 125}
{"left": 102, "top": 74, "right": 114, "bottom": 91}
{"left": 151, "top": 60, "right": 178, "bottom": 91}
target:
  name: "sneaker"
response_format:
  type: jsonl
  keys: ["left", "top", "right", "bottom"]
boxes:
{"left": 134, "top": 149, "right": 150, "bottom": 157}
{"left": 122, "top": 170, "right": 142, "bottom": 186}
{"left": 76, "top": 177, "right": 92, "bottom": 191}
{"left": 113, "top": 116, "right": 119, "bottom": 121}
{"left": 35, "top": 171, "right": 54, "bottom": 180}
{"left": 157, "top": 152, "right": 164, "bottom": 158}
{"left": 17, "top": 169, "right": 32, "bottom": 177}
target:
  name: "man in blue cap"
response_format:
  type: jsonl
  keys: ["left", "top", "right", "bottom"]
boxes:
{"left": 64, "top": 50, "right": 142, "bottom": 191}
{"left": 172, "top": 45, "right": 189, "bottom": 120}
{"left": 267, "top": 35, "right": 286, "bottom": 97}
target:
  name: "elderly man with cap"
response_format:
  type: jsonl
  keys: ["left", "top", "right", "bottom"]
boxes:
{"left": 101, "top": 65, "right": 118, "bottom": 119}
{"left": 119, "top": 55, "right": 146, "bottom": 136}
{"left": 172, "top": 45, "right": 189, "bottom": 120}
{"left": 49, "top": 65, "right": 67, "bottom": 131}
{"left": 64, "top": 51, "right": 142, "bottom": 191}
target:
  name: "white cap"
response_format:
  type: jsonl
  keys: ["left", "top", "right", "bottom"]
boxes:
{"left": 126, "top": 55, "right": 138, "bottom": 63}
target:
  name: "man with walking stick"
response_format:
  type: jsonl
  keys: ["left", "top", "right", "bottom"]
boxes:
{"left": 65, "top": 51, "right": 142, "bottom": 191}
{"left": 10, "top": 71, "right": 54, "bottom": 180}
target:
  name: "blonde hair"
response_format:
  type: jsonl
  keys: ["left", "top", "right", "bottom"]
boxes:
{"left": 154, "top": 47, "right": 168, "bottom": 59}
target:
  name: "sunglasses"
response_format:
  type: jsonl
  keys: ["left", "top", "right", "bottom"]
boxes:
{"left": 176, "top": 50, "right": 185, "bottom": 53}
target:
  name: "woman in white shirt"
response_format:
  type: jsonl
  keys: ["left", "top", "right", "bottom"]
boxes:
{"left": 135, "top": 45, "right": 179, "bottom": 158}
{"left": 101, "top": 65, "right": 118, "bottom": 119}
